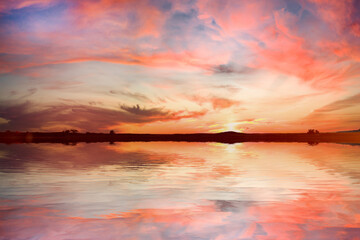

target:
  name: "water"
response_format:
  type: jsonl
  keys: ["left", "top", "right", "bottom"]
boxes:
{"left": 0, "top": 142, "right": 360, "bottom": 239}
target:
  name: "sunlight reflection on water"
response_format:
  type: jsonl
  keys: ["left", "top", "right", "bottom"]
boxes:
{"left": 0, "top": 142, "right": 360, "bottom": 239}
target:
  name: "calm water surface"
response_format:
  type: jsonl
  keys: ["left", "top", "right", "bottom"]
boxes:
{"left": 0, "top": 142, "right": 360, "bottom": 239}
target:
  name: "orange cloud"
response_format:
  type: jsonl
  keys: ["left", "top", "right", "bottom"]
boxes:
{"left": 189, "top": 95, "right": 240, "bottom": 110}
{"left": 299, "top": 93, "right": 360, "bottom": 131}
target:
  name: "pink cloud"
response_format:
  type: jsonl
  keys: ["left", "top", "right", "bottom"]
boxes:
{"left": 0, "top": 0, "right": 56, "bottom": 12}
{"left": 197, "top": 0, "right": 277, "bottom": 33}
{"left": 0, "top": 0, "right": 358, "bottom": 86}
{"left": 1, "top": 0, "right": 360, "bottom": 132}
{"left": 2, "top": 189, "right": 360, "bottom": 239}
{"left": 197, "top": 0, "right": 360, "bottom": 89}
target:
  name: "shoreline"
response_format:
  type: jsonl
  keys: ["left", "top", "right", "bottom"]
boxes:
{"left": 1, "top": 131, "right": 360, "bottom": 144}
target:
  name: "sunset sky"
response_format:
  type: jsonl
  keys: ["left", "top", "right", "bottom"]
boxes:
{"left": 0, "top": 0, "right": 359, "bottom": 133}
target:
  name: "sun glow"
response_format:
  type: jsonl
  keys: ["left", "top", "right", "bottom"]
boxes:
{"left": 226, "top": 122, "right": 239, "bottom": 132}
{"left": 209, "top": 122, "right": 242, "bottom": 133}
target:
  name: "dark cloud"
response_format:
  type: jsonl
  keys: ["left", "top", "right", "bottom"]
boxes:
{"left": 348, "top": 1, "right": 360, "bottom": 35}
{"left": 211, "top": 64, "right": 253, "bottom": 75}
{"left": 58, "top": 98, "right": 77, "bottom": 103}
{"left": 163, "top": 9, "right": 198, "bottom": 50}
{"left": 285, "top": 0, "right": 302, "bottom": 15}
{"left": 11, "top": 88, "right": 38, "bottom": 99}
{"left": 0, "top": 102, "right": 154, "bottom": 131}
{"left": 26, "top": 88, "right": 37, "bottom": 96}
{"left": 213, "top": 64, "right": 234, "bottom": 74}
{"left": 149, "top": 0, "right": 173, "bottom": 11}
{"left": 109, "top": 90, "right": 151, "bottom": 102}
{"left": 163, "top": 7, "right": 220, "bottom": 52}
{"left": 120, "top": 104, "right": 168, "bottom": 117}
{"left": 0, "top": 101, "right": 206, "bottom": 131}
{"left": 88, "top": 101, "right": 103, "bottom": 106}
{"left": 43, "top": 80, "right": 83, "bottom": 90}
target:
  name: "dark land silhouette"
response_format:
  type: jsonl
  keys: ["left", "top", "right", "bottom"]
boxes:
{"left": 1, "top": 130, "right": 360, "bottom": 144}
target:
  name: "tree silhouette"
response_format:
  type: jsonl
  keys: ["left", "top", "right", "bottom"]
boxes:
{"left": 307, "top": 129, "right": 320, "bottom": 134}
{"left": 63, "top": 129, "right": 78, "bottom": 134}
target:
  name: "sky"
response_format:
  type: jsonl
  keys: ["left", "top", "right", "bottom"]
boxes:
{"left": 0, "top": 0, "right": 359, "bottom": 133}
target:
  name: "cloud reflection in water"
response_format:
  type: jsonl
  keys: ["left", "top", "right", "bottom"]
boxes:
{"left": 0, "top": 142, "right": 360, "bottom": 239}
